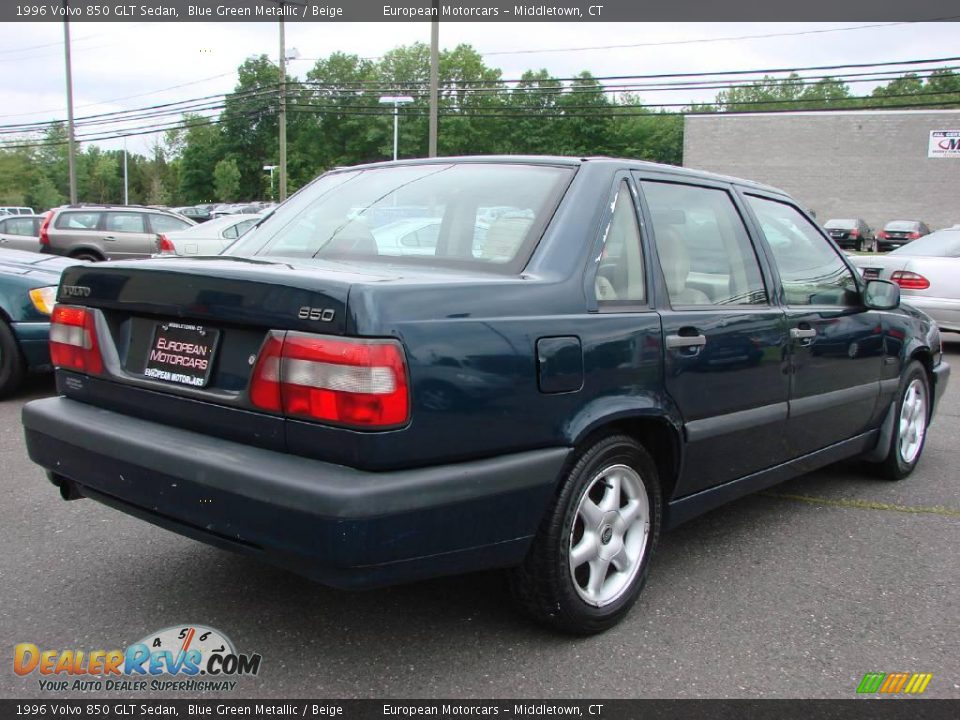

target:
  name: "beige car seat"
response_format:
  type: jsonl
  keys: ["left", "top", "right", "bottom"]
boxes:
{"left": 656, "top": 227, "right": 711, "bottom": 305}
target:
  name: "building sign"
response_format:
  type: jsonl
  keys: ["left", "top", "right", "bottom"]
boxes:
{"left": 928, "top": 130, "right": 960, "bottom": 158}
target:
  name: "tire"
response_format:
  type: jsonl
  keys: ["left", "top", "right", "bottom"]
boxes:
{"left": 70, "top": 250, "right": 103, "bottom": 262}
{"left": 0, "top": 319, "right": 27, "bottom": 399}
{"left": 858, "top": 239, "right": 866, "bottom": 253}
{"left": 867, "top": 361, "right": 931, "bottom": 481}
{"left": 509, "top": 434, "right": 662, "bottom": 635}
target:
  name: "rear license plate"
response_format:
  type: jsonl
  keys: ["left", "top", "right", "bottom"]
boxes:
{"left": 862, "top": 268, "right": 880, "bottom": 280}
{"left": 144, "top": 321, "right": 220, "bottom": 387}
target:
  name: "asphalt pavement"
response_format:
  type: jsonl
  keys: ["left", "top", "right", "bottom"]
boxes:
{"left": 1, "top": 341, "right": 958, "bottom": 699}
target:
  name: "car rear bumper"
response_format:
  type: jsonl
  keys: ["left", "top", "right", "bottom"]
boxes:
{"left": 11, "top": 321, "right": 51, "bottom": 370}
{"left": 22, "top": 396, "right": 568, "bottom": 588}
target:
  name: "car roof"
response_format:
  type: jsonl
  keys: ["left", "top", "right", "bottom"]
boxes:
{"left": 54, "top": 205, "right": 183, "bottom": 215}
{"left": 327, "top": 155, "right": 789, "bottom": 197}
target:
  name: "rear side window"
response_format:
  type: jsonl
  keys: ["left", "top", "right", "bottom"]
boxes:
{"left": 596, "top": 180, "right": 645, "bottom": 303}
{"left": 747, "top": 195, "right": 859, "bottom": 306}
{"left": 56, "top": 212, "right": 101, "bottom": 230}
{"left": 150, "top": 214, "right": 192, "bottom": 233}
{"left": 228, "top": 163, "right": 574, "bottom": 274}
{"left": 642, "top": 181, "right": 767, "bottom": 306}
{"left": 105, "top": 212, "right": 146, "bottom": 233}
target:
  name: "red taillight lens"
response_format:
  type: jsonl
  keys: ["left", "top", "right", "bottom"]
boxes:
{"left": 908, "top": 231, "right": 921, "bottom": 239}
{"left": 849, "top": 228, "right": 859, "bottom": 238}
{"left": 249, "top": 332, "right": 409, "bottom": 428}
{"left": 39, "top": 211, "right": 53, "bottom": 246}
{"left": 157, "top": 233, "right": 175, "bottom": 253}
{"left": 891, "top": 271, "right": 930, "bottom": 290}
{"left": 876, "top": 231, "right": 887, "bottom": 239}
{"left": 49, "top": 304, "right": 104, "bottom": 374}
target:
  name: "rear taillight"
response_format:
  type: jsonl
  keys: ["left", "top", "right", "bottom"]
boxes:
{"left": 249, "top": 332, "right": 409, "bottom": 428}
{"left": 49, "top": 305, "right": 104, "bottom": 374}
{"left": 38, "top": 211, "right": 53, "bottom": 246}
{"left": 908, "top": 231, "right": 921, "bottom": 239}
{"left": 849, "top": 228, "right": 859, "bottom": 238}
{"left": 891, "top": 271, "right": 930, "bottom": 290}
{"left": 157, "top": 233, "right": 175, "bottom": 254}
{"left": 876, "top": 231, "right": 887, "bottom": 239}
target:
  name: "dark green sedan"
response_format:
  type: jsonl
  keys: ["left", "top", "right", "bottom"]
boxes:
{"left": 0, "top": 249, "right": 80, "bottom": 397}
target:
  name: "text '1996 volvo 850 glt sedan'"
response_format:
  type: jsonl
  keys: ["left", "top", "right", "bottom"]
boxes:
{"left": 22, "top": 157, "right": 949, "bottom": 634}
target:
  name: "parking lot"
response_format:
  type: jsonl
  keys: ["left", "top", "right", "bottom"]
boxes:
{"left": 1, "top": 340, "right": 958, "bottom": 700}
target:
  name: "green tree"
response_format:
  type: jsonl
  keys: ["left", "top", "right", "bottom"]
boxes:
{"left": 213, "top": 157, "right": 241, "bottom": 201}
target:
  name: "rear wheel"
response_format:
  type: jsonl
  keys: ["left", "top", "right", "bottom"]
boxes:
{"left": 509, "top": 434, "right": 661, "bottom": 634}
{"left": 69, "top": 250, "right": 103, "bottom": 262}
{"left": 867, "top": 361, "right": 930, "bottom": 480}
{"left": 0, "top": 320, "right": 27, "bottom": 399}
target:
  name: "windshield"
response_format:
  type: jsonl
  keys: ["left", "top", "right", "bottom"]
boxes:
{"left": 824, "top": 219, "right": 857, "bottom": 229}
{"left": 226, "top": 163, "right": 574, "bottom": 273}
{"left": 885, "top": 221, "right": 920, "bottom": 231}
{"left": 889, "top": 230, "right": 960, "bottom": 257}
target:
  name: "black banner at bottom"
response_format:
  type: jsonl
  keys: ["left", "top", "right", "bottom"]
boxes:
{"left": 3, "top": 700, "right": 959, "bottom": 720}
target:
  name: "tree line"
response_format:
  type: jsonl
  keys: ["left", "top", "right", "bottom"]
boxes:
{"left": 1, "top": 43, "right": 958, "bottom": 210}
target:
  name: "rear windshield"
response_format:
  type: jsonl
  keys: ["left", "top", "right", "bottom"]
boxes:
{"left": 824, "top": 219, "right": 857, "bottom": 229}
{"left": 226, "top": 163, "right": 574, "bottom": 273}
{"left": 885, "top": 221, "right": 919, "bottom": 231}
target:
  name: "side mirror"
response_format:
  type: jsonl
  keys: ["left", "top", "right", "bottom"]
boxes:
{"left": 863, "top": 279, "right": 900, "bottom": 310}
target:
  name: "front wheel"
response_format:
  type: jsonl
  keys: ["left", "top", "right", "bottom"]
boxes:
{"left": 509, "top": 434, "right": 662, "bottom": 634}
{"left": 0, "top": 320, "right": 27, "bottom": 399}
{"left": 867, "top": 361, "right": 931, "bottom": 480}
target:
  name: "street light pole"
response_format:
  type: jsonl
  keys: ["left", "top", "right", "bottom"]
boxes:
{"left": 378, "top": 96, "right": 414, "bottom": 161}
{"left": 123, "top": 137, "right": 128, "bottom": 205}
{"left": 62, "top": 0, "right": 77, "bottom": 204}
{"left": 429, "top": 3, "right": 439, "bottom": 157}
{"left": 278, "top": 7, "right": 287, "bottom": 201}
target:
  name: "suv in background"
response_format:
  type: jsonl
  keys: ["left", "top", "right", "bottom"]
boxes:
{"left": 40, "top": 205, "right": 195, "bottom": 261}
{"left": 823, "top": 218, "right": 876, "bottom": 252}
{"left": 876, "top": 220, "right": 931, "bottom": 252}
{"left": 0, "top": 214, "right": 44, "bottom": 252}
{"left": 0, "top": 206, "right": 35, "bottom": 216}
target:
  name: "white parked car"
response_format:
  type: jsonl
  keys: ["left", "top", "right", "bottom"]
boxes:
{"left": 157, "top": 213, "right": 265, "bottom": 256}
{"left": 851, "top": 228, "right": 960, "bottom": 333}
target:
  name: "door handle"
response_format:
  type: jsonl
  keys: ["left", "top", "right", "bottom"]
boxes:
{"left": 666, "top": 333, "right": 707, "bottom": 349}
{"left": 102, "top": 235, "right": 116, "bottom": 241}
{"left": 790, "top": 327, "right": 817, "bottom": 342}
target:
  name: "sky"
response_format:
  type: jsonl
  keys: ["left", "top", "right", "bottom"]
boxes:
{"left": 0, "top": 20, "right": 958, "bottom": 154}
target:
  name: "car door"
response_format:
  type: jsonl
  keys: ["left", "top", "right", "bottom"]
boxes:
{"left": 103, "top": 211, "right": 152, "bottom": 259}
{"left": 635, "top": 174, "right": 790, "bottom": 496}
{"left": 743, "top": 194, "right": 883, "bottom": 457}
{"left": 0, "top": 216, "right": 40, "bottom": 251}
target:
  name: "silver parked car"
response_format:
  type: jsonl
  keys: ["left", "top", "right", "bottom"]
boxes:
{"left": 0, "top": 214, "right": 44, "bottom": 252}
{"left": 156, "top": 214, "right": 265, "bottom": 256}
{"left": 851, "top": 228, "right": 960, "bottom": 333}
{"left": 40, "top": 205, "right": 195, "bottom": 261}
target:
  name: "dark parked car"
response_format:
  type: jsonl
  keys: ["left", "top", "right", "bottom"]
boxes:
{"left": 172, "top": 206, "right": 212, "bottom": 223}
{"left": 823, "top": 218, "right": 876, "bottom": 252}
{"left": 876, "top": 220, "right": 931, "bottom": 252}
{"left": 23, "top": 158, "right": 950, "bottom": 634}
{"left": 40, "top": 205, "right": 195, "bottom": 261}
{"left": 0, "top": 214, "right": 45, "bottom": 252}
{"left": 0, "top": 249, "right": 80, "bottom": 397}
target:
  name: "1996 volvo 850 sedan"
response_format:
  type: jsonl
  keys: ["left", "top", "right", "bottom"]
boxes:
{"left": 22, "top": 157, "right": 950, "bottom": 634}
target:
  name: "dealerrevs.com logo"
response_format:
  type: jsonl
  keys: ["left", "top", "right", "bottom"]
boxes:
{"left": 14, "top": 625, "right": 262, "bottom": 693}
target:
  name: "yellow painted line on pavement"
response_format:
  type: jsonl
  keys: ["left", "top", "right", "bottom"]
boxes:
{"left": 761, "top": 492, "right": 960, "bottom": 518}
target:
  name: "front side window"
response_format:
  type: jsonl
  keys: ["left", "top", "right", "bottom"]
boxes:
{"left": 747, "top": 195, "right": 859, "bottom": 306}
{"left": 227, "top": 163, "right": 573, "bottom": 274}
{"left": 642, "top": 181, "right": 767, "bottom": 306}
{"left": 595, "top": 180, "right": 645, "bottom": 303}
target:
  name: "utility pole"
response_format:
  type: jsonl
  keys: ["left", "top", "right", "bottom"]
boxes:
{"left": 123, "top": 137, "right": 128, "bottom": 205}
{"left": 278, "top": 6, "right": 287, "bottom": 202}
{"left": 428, "top": 1, "right": 439, "bottom": 157}
{"left": 63, "top": 0, "right": 77, "bottom": 204}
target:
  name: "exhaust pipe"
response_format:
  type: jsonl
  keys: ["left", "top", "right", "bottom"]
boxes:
{"left": 48, "top": 472, "right": 84, "bottom": 501}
